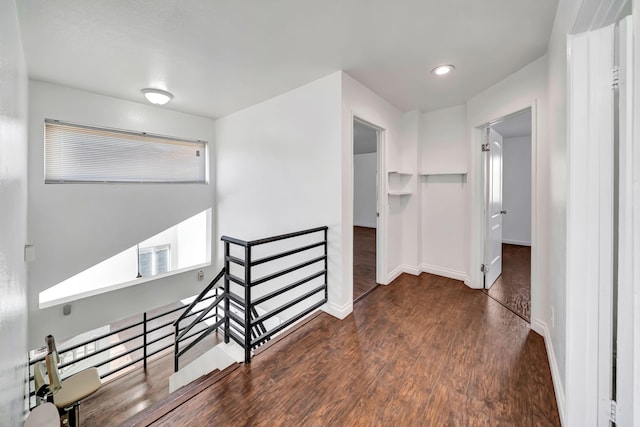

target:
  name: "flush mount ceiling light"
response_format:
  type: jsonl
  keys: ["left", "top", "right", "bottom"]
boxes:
{"left": 431, "top": 64, "right": 455, "bottom": 76}
{"left": 141, "top": 88, "right": 173, "bottom": 105}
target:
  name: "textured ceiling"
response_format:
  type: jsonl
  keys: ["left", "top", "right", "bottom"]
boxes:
{"left": 17, "top": 0, "right": 558, "bottom": 119}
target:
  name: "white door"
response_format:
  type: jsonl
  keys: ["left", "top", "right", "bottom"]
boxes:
{"left": 616, "top": 15, "right": 635, "bottom": 426}
{"left": 485, "top": 128, "right": 503, "bottom": 288}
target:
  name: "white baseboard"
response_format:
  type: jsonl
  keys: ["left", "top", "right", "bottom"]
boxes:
{"left": 385, "top": 264, "right": 472, "bottom": 288}
{"left": 386, "top": 265, "right": 405, "bottom": 284}
{"left": 534, "top": 319, "right": 565, "bottom": 425}
{"left": 502, "top": 239, "right": 531, "bottom": 246}
{"left": 419, "top": 263, "right": 470, "bottom": 284}
{"left": 385, "top": 264, "right": 422, "bottom": 283}
{"left": 322, "top": 300, "right": 352, "bottom": 320}
{"left": 402, "top": 264, "right": 421, "bottom": 276}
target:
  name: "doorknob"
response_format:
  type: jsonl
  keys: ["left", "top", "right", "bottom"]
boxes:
{"left": 500, "top": 210, "right": 507, "bottom": 215}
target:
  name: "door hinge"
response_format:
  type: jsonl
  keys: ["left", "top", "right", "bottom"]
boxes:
{"left": 612, "top": 65, "right": 620, "bottom": 88}
{"left": 480, "top": 264, "right": 489, "bottom": 273}
{"left": 481, "top": 143, "right": 490, "bottom": 152}
{"left": 609, "top": 400, "right": 617, "bottom": 423}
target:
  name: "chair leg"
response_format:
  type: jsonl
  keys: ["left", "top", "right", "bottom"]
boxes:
{"left": 68, "top": 403, "right": 80, "bottom": 427}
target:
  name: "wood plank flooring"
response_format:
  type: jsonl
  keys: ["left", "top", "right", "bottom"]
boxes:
{"left": 81, "top": 331, "right": 222, "bottom": 426}
{"left": 353, "top": 226, "right": 377, "bottom": 300}
{"left": 485, "top": 244, "right": 531, "bottom": 321}
{"left": 147, "top": 273, "right": 560, "bottom": 426}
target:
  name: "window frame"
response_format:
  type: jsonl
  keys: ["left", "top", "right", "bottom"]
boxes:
{"left": 139, "top": 244, "right": 172, "bottom": 278}
{"left": 44, "top": 118, "right": 209, "bottom": 184}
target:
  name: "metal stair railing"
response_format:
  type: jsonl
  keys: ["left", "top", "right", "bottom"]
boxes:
{"left": 173, "top": 268, "right": 225, "bottom": 372}
{"left": 221, "top": 226, "right": 328, "bottom": 364}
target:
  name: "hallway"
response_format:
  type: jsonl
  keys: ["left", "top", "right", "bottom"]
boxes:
{"left": 130, "top": 273, "right": 559, "bottom": 426}
{"left": 484, "top": 244, "right": 531, "bottom": 321}
{"left": 353, "top": 226, "right": 377, "bottom": 300}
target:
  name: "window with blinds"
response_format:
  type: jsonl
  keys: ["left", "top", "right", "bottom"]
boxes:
{"left": 44, "top": 119, "right": 207, "bottom": 183}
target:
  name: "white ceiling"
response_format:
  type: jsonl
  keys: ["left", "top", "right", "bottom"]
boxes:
{"left": 492, "top": 109, "right": 532, "bottom": 138}
{"left": 354, "top": 121, "right": 377, "bottom": 155}
{"left": 16, "top": 0, "right": 558, "bottom": 119}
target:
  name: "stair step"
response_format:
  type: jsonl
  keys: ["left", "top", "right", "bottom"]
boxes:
{"left": 169, "top": 342, "right": 243, "bottom": 393}
{"left": 122, "top": 363, "right": 239, "bottom": 427}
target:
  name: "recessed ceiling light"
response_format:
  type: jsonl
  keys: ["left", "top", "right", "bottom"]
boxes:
{"left": 141, "top": 88, "right": 174, "bottom": 105}
{"left": 431, "top": 65, "right": 455, "bottom": 76}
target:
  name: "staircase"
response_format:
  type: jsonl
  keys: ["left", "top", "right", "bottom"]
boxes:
{"left": 170, "top": 226, "right": 328, "bottom": 390}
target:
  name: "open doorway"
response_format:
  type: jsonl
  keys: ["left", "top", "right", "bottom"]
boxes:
{"left": 353, "top": 119, "right": 380, "bottom": 301}
{"left": 482, "top": 108, "right": 532, "bottom": 322}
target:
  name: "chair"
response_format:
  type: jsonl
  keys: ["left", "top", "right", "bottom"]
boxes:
{"left": 24, "top": 402, "right": 59, "bottom": 427}
{"left": 43, "top": 335, "right": 102, "bottom": 427}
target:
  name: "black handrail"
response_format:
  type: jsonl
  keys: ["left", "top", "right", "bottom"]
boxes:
{"left": 173, "top": 269, "right": 226, "bottom": 372}
{"left": 26, "top": 296, "right": 203, "bottom": 408}
{"left": 221, "top": 225, "right": 327, "bottom": 247}
{"left": 174, "top": 268, "right": 225, "bottom": 326}
{"left": 222, "top": 226, "right": 328, "bottom": 363}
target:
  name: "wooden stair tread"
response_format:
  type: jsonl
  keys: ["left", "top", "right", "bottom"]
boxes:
{"left": 122, "top": 363, "right": 239, "bottom": 427}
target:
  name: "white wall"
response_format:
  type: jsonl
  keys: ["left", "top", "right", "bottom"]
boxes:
{"left": 466, "top": 55, "right": 548, "bottom": 318}
{"left": 341, "top": 73, "right": 418, "bottom": 289}
{"left": 502, "top": 135, "right": 532, "bottom": 245}
{"left": 546, "top": 0, "right": 587, "bottom": 422}
{"left": 465, "top": 54, "right": 559, "bottom": 413}
{"left": 214, "top": 72, "right": 345, "bottom": 316}
{"left": 27, "top": 81, "right": 216, "bottom": 348}
{"left": 419, "top": 105, "right": 469, "bottom": 281}
{"left": 399, "top": 111, "right": 421, "bottom": 272}
{"left": 353, "top": 153, "right": 377, "bottom": 228}
{"left": 0, "top": 0, "right": 29, "bottom": 423}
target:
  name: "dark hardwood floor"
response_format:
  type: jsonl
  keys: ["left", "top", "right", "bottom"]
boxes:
{"left": 81, "top": 331, "right": 222, "bottom": 426}
{"left": 353, "top": 226, "right": 377, "bottom": 300}
{"left": 485, "top": 244, "right": 531, "bottom": 321}
{"left": 144, "top": 273, "right": 560, "bottom": 426}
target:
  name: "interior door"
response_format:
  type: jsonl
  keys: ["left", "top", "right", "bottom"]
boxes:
{"left": 485, "top": 128, "right": 503, "bottom": 288}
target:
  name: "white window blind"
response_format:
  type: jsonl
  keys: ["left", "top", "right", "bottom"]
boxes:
{"left": 45, "top": 119, "right": 207, "bottom": 183}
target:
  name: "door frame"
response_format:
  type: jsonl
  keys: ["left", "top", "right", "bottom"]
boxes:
{"left": 352, "top": 115, "right": 387, "bottom": 287}
{"left": 473, "top": 104, "right": 538, "bottom": 318}
{"left": 566, "top": 23, "right": 615, "bottom": 425}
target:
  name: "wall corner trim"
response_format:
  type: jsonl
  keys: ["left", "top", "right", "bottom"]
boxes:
{"left": 419, "top": 263, "right": 471, "bottom": 286}
{"left": 402, "top": 265, "right": 421, "bottom": 276}
{"left": 534, "top": 319, "right": 566, "bottom": 425}
{"left": 322, "top": 301, "right": 353, "bottom": 320}
{"left": 386, "top": 265, "right": 406, "bottom": 284}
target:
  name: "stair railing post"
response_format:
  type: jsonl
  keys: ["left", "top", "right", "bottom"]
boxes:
{"left": 244, "top": 244, "right": 252, "bottom": 364}
{"left": 215, "top": 287, "right": 219, "bottom": 324}
{"left": 143, "top": 312, "right": 148, "bottom": 371}
{"left": 224, "top": 241, "right": 230, "bottom": 344}
{"left": 174, "top": 321, "right": 179, "bottom": 372}
{"left": 324, "top": 227, "right": 328, "bottom": 301}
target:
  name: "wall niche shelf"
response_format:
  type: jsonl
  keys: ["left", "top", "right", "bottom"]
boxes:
{"left": 420, "top": 171, "right": 467, "bottom": 176}
{"left": 387, "top": 170, "right": 413, "bottom": 196}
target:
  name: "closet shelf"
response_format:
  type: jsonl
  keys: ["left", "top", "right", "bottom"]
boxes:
{"left": 388, "top": 191, "right": 412, "bottom": 196}
{"left": 420, "top": 171, "right": 467, "bottom": 176}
